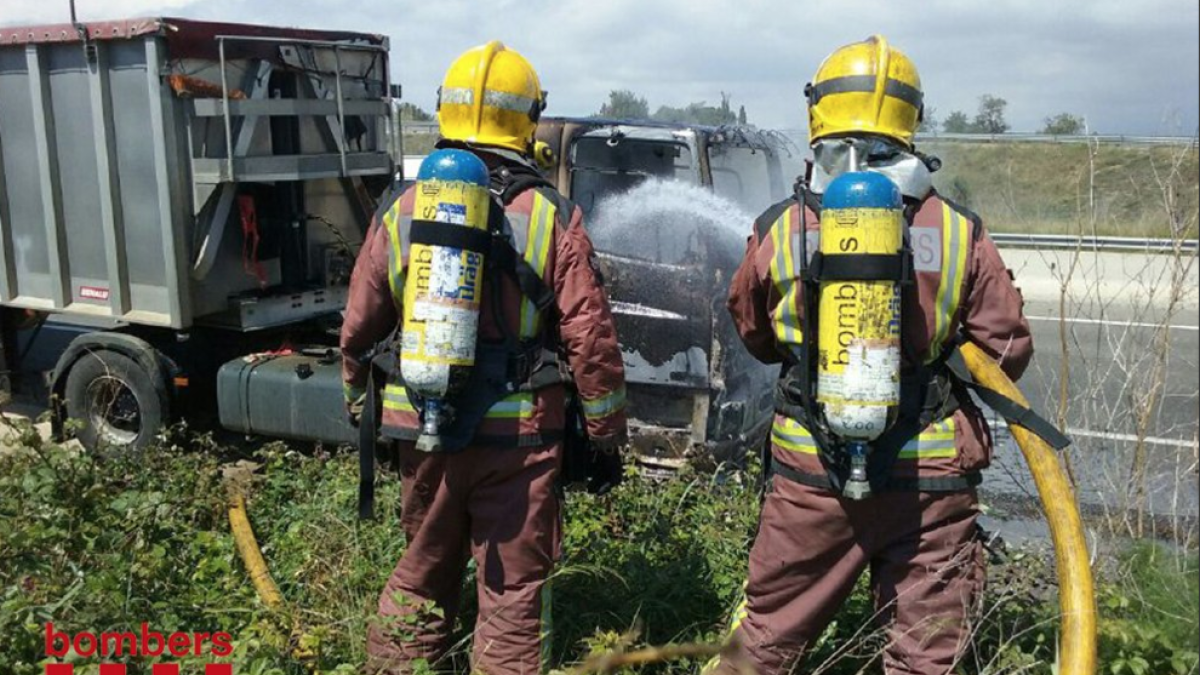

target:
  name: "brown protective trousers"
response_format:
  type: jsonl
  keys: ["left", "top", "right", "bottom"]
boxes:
{"left": 711, "top": 452, "right": 985, "bottom": 675}
{"left": 366, "top": 441, "right": 561, "bottom": 675}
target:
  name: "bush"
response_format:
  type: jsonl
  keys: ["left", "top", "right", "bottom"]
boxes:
{"left": 2, "top": 420, "right": 1197, "bottom": 674}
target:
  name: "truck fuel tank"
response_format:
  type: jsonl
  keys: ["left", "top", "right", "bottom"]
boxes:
{"left": 217, "top": 349, "right": 354, "bottom": 446}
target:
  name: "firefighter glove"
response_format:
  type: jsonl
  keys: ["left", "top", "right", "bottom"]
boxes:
{"left": 587, "top": 437, "right": 625, "bottom": 496}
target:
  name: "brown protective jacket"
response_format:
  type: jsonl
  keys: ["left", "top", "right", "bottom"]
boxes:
{"left": 727, "top": 190, "right": 1032, "bottom": 483}
{"left": 341, "top": 162, "right": 628, "bottom": 446}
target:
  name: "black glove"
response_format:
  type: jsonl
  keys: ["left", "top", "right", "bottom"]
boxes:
{"left": 586, "top": 435, "right": 626, "bottom": 495}
{"left": 587, "top": 447, "right": 623, "bottom": 495}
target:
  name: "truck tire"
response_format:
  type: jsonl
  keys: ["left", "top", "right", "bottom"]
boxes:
{"left": 64, "top": 350, "right": 165, "bottom": 453}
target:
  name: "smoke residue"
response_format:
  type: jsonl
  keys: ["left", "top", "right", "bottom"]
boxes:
{"left": 587, "top": 179, "right": 754, "bottom": 269}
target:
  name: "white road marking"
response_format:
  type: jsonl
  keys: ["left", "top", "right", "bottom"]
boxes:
{"left": 1065, "top": 428, "right": 1198, "bottom": 449}
{"left": 1026, "top": 315, "right": 1200, "bottom": 332}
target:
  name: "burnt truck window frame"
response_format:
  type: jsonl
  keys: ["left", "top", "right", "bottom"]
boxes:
{"left": 708, "top": 140, "right": 785, "bottom": 214}
{"left": 569, "top": 136, "right": 695, "bottom": 215}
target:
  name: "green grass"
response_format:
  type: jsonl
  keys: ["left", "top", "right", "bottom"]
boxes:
{"left": 925, "top": 141, "right": 1199, "bottom": 239}
{"left": 2, "top": 418, "right": 1197, "bottom": 674}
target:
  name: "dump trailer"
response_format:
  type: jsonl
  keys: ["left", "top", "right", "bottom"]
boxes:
{"left": 533, "top": 117, "right": 800, "bottom": 467}
{"left": 0, "top": 17, "right": 395, "bottom": 450}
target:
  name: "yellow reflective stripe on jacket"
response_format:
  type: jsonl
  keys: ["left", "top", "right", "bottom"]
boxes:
{"left": 382, "top": 384, "right": 416, "bottom": 412}
{"left": 771, "top": 416, "right": 957, "bottom": 459}
{"left": 486, "top": 393, "right": 536, "bottom": 419}
{"left": 581, "top": 386, "right": 627, "bottom": 420}
{"left": 519, "top": 192, "right": 557, "bottom": 339}
{"left": 384, "top": 202, "right": 409, "bottom": 306}
{"left": 895, "top": 418, "right": 956, "bottom": 459}
{"left": 769, "top": 208, "right": 801, "bottom": 346}
{"left": 382, "top": 384, "right": 534, "bottom": 419}
{"left": 929, "top": 203, "right": 970, "bottom": 362}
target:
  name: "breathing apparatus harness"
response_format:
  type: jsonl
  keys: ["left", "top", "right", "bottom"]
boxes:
{"left": 357, "top": 155, "right": 568, "bottom": 518}
{"left": 769, "top": 176, "right": 1070, "bottom": 497}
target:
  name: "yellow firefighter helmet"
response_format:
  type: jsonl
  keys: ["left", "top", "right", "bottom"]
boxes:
{"left": 437, "top": 41, "right": 546, "bottom": 154}
{"left": 806, "top": 35, "right": 923, "bottom": 148}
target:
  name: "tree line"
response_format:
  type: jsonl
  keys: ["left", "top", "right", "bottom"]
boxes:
{"left": 399, "top": 90, "right": 1089, "bottom": 136}
{"left": 596, "top": 89, "right": 749, "bottom": 126}
{"left": 921, "top": 95, "right": 1087, "bottom": 135}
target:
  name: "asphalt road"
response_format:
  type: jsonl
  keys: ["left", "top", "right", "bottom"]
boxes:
{"left": 980, "top": 247, "right": 1199, "bottom": 532}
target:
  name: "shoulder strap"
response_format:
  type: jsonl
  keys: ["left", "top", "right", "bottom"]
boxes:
{"left": 492, "top": 164, "right": 554, "bottom": 206}
{"left": 942, "top": 344, "right": 1071, "bottom": 450}
{"left": 753, "top": 196, "right": 798, "bottom": 242}
{"left": 934, "top": 190, "right": 984, "bottom": 241}
{"left": 371, "top": 184, "right": 407, "bottom": 236}
{"left": 488, "top": 179, "right": 561, "bottom": 316}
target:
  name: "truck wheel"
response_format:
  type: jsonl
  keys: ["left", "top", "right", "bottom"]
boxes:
{"left": 64, "top": 350, "right": 165, "bottom": 453}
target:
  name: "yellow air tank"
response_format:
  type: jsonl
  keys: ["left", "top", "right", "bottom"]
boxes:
{"left": 400, "top": 149, "right": 493, "bottom": 451}
{"left": 816, "top": 170, "right": 904, "bottom": 499}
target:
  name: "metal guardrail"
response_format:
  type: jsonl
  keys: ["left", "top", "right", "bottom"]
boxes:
{"left": 991, "top": 233, "right": 1199, "bottom": 253}
{"left": 918, "top": 132, "right": 1199, "bottom": 148}
{"left": 403, "top": 120, "right": 439, "bottom": 134}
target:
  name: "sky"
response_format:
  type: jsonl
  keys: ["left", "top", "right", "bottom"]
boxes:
{"left": 2, "top": 0, "right": 1198, "bottom": 136}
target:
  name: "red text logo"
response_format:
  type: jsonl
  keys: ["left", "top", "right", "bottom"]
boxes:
{"left": 45, "top": 623, "right": 233, "bottom": 673}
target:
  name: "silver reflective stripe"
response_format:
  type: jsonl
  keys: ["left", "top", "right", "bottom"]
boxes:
{"left": 520, "top": 194, "right": 555, "bottom": 338}
{"left": 440, "top": 87, "right": 473, "bottom": 105}
{"left": 398, "top": 215, "right": 412, "bottom": 255}
{"left": 931, "top": 207, "right": 965, "bottom": 360}
{"left": 508, "top": 213, "right": 531, "bottom": 256}
{"left": 384, "top": 205, "right": 410, "bottom": 304}
{"left": 483, "top": 89, "right": 537, "bottom": 115}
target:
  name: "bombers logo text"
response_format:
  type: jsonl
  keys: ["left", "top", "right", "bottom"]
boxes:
{"left": 44, "top": 623, "right": 234, "bottom": 673}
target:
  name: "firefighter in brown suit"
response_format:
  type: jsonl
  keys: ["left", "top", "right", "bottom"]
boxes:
{"left": 710, "top": 36, "right": 1033, "bottom": 675}
{"left": 341, "top": 41, "right": 628, "bottom": 675}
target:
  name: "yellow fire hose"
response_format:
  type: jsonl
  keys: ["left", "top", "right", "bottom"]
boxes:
{"left": 222, "top": 345, "right": 1095, "bottom": 674}
{"left": 228, "top": 490, "right": 318, "bottom": 667}
{"left": 960, "top": 341, "right": 1097, "bottom": 675}
{"left": 228, "top": 492, "right": 285, "bottom": 610}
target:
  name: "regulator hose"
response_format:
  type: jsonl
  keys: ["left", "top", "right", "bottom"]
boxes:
{"left": 960, "top": 341, "right": 1096, "bottom": 675}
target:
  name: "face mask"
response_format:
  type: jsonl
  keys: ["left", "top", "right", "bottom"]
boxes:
{"left": 810, "top": 138, "right": 934, "bottom": 201}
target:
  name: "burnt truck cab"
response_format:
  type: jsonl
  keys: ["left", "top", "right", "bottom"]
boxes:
{"left": 535, "top": 117, "right": 801, "bottom": 468}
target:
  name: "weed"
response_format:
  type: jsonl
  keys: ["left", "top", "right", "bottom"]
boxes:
{"left": 2, "top": 422, "right": 1198, "bottom": 673}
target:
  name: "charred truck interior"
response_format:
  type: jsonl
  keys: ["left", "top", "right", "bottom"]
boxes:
{"left": 535, "top": 118, "right": 801, "bottom": 467}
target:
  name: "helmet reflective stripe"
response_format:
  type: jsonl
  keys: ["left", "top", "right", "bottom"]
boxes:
{"left": 808, "top": 75, "right": 923, "bottom": 111}
{"left": 807, "top": 35, "right": 923, "bottom": 149}
{"left": 438, "top": 41, "right": 544, "bottom": 153}
{"left": 929, "top": 204, "right": 971, "bottom": 362}
{"left": 439, "top": 86, "right": 474, "bottom": 106}
{"left": 517, "top": 192, "right": 556, "bottom": 339}
{"left": 772, "top": 416, "right": 957, "bottom": 459}
{"left": 769, "top": 208, "right": 802, "bottom": 346}
{"left": 440, "top": 87, "right": 541, "bottom": 115}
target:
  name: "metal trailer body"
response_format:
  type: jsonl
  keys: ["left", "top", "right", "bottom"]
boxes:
{"left": 0, "top": 18, "right": 395, "bottom": 450}
{"left": 534, "top": 117, "right": 801, "bottom": 467}
{"left": 0, "top": 17, "right": 392, "bottom": 329}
